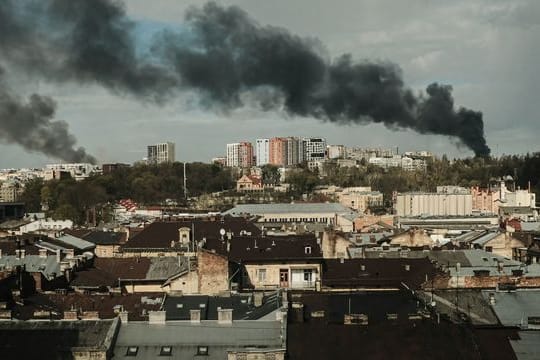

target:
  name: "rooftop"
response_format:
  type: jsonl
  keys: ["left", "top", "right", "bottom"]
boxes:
{"left": 114, "top": 320, "right": 283, "bottom": 360}
{"left": 223, "top": 202, "right": 355, "bottom": 215}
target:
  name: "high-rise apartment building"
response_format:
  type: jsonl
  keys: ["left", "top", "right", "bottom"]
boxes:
{"left": 147, "top": 142, "right": 175, "bottom": 164}
{"left": 256, "top": 139, "right": 270, "bottom": 166}
{"left": 226, "top": 142, "right": 254, "bottom": 168}
{"left": 303, "top": 137, "right": 326, "bottom": 162}
{"left": 269, "top": 137, "right": 288, "bottom": 166}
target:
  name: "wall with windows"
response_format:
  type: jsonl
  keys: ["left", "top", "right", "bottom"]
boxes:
{"left": 243, "top": 262, "right": 321, "bottom": 290}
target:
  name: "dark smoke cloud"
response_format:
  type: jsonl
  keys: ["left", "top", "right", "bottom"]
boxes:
{"left": 0, "top": 0, "right": 490, "bottom": 157}
{"left": 0, "top": 75, "right": 96, "bottom": 163}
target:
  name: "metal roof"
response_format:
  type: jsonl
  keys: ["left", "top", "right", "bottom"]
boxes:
{"left": 0, "top": 255, "right": 61, "bottom": 280}
{"left": 56, "top": 234, "right": 95, "bottom": 250}
{"left": 510, "top": 332, "right": 540, "bottom": 360}
{"left": 483, "top": 290, "right": 540, "bottom": 328}
{"left": 114, "top": 320, "right": 284, "bottom": 360}
{"left": 146, "top": 256, "right": 189, "bottom": 280}
{"left": 223, "top": 203, "right": 355, "bottom": 215}
{"left": 471, "top": 232, "right": 502, "bottom": 246}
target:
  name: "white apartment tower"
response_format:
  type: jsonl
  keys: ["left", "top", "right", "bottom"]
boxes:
{"left": 147, "top": 142, "right": 175, "bottom": 164}
{"left": 256, "top": 139, "right": 270, "bottom": 166}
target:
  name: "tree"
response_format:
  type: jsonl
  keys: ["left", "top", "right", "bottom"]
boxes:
{"left": 261, "top": 165, "right": 281, "bottom": 185}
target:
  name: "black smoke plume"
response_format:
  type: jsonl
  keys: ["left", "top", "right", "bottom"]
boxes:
{"left": 0, "top": 0, "right": 490, "bottom": 157}
{"left": 0, "top": 74, "right": 96, "bottom": 163}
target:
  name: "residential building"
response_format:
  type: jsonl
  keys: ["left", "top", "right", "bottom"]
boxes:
{"left": 303, "top": 137, "right": 326, "bottom": 162}
{"left": 269, "top": 137, "right": 288, "bottom": 166}
{"left": 286, "top": 137, "right": 304, "bottom": 165}
{"left": 0, "top": 181, "right": 23, "bottom": 202}
{"left": 347, "top": 147, "right": 395, "bottom": 161}
{"left": 369, "top": 155, "right": 426, "bottom": 171}
{"left": 327, "top": 145, "right": 347, "bottom": 159}
{"left": 45, "top": 163, "right": 100, "bottom": 180}
{"left": 101, "top": 163, "right": 130, "bottom": 174}
{"left": 236, "top": 174, "right": 263, "bottom": 192}
{"left": 255, "top": 138, "right": 270, "bottom": 166}
{"left": 226, "top": 142, "right": 253, "bottom": 168}
{"left": 211, "top": 156, "right": 226, "bottom": 166}
{"left": 147, "top": 142, "right": 175, "bottom": 164}
{"left": 336, "top": 188, "right": 384, "bottom": 213}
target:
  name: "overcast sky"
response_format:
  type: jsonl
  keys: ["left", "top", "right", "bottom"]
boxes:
{"left": 1, "top": 0, "right": 539, "bottom": 168}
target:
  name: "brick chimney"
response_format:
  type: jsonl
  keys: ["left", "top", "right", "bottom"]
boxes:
{"left": 149, "top": 311, "right": 166, "bottom": 324}
{"left": 63, "top": 310, "right": 79, "bottom": 320}
{"left": 253, "top": 292, "right": 264, "bottom": 307}
{"left": 218, "top": 308, "right": 233, "bottom": 324}
{"left": 190, "top": 309, "right": 201, "bottom": 323}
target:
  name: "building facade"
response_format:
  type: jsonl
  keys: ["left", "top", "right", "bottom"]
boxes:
{"left": 395, "top": 192, "right": 473, "bottom": 217}
{"left": 303, "top": 138, "right": 326, "bottom": 162}
{"left": 147, "top": 142, "right": 175, "bottom": 164}
{"left": 226, "top": 142, "right": 254, "bottom": 168}
{"left": 255, "top": 138, "right": 270, "bottom": 166}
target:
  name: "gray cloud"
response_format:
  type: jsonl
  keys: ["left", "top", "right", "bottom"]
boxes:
{"left": 0, "top": 0, "right": 490, "bottom": 158}
{"left": 0, "top": 73, "right": 96, "bottom": 163}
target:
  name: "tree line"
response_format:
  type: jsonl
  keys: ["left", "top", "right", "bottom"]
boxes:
{"left": 19, "top": 153, "right": 540, "bottom": 224}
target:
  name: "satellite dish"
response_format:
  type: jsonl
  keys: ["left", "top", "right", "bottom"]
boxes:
{"left": 220, "top": 228, "right": 226, "bottom": 236}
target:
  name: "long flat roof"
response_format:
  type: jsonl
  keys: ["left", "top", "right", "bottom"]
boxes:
{"left": 223, "top": 203, "right": 355, "bottom": 215}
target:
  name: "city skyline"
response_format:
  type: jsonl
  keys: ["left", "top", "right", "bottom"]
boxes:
{"left": 1, "top": 0, "right": 539, "bottom": 167}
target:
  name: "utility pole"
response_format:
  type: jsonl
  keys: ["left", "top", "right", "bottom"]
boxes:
{"left": 183, "top": 162, "right": 188, "bottom": 200}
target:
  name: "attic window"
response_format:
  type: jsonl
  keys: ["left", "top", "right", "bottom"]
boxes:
{"left": 176, "top": 304, "right": 184, "bottom": 309}
{"left": 482, "top": 257, "right": 488, "bottom": 262}
{"left": 197, "top": 346, "right": 209, "bottom": 355}
{"left": 305, "top": 246, "right": 312, "bottom": 254}
{"left": 126, "top": 346, "right": 138, "bottom": 356}
{"left": 160, "top": 346, "right": 172, "bottom": 356}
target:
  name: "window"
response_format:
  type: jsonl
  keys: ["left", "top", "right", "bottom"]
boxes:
{"left": 258, "top": 268, "right": 266, "bottom": 283}
{"left": 126, "top": 346, "right": 139, "bottom": 356}
{"left": 304, "top": 269, "right": 313, "bottom": 282}
{"left": 160, "top": 346, "right": 172, "bottom": 356}
{"left": 197, "top": 346, "right": 209, "bottom": 355}
{"left": 305, "top": 246, "right": 312, "bottom": 254}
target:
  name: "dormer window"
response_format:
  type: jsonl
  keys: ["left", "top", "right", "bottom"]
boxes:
{"left": 305, "top": 246, "right": 312, "bottom": 254}
{"left": 126, "top": 346, "right": 138, "bottom": 356}
{"left": 160, "top": 346, "right": 172, "bottom": 356}
{"left": 197, "top": 346, "right": 209, "bottom": 356}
